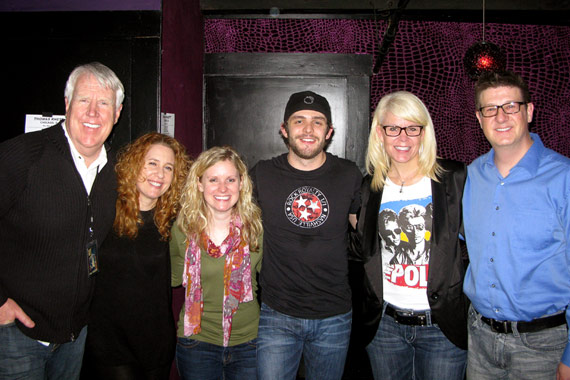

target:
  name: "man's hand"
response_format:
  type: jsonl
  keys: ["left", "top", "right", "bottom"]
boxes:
{"left": 557, "top": 362, "right": 570, "bottom": 380}
{"left": 0, "top": 298, "right": 35, "bottom": 328}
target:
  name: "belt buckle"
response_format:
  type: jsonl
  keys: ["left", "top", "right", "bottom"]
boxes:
{"left": 490, "top": 319, "right": 510, "bottom": 334}
{"left": 393, "top": 311, "right": 410, "bottom": 325}
{"left": 395, "top": 311, "right": 427, "bottom": 326}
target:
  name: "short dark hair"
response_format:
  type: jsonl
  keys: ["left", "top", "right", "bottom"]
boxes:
{"left": 379, "top": 209, "right": 398, "bottom": 231}
{"left": 474, "top": 70, "right": 531, "bottom": 109}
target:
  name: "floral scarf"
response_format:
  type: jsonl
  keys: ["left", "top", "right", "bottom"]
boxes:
{"left": 182, "top": 215, "right": 253, "bottom": 346}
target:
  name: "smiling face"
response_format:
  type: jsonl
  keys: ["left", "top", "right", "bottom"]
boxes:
{"left": 281, "top": 110, "right": 333, "bottom": 162}
{"left": 377, "top": 112, "right": 424, "bottom": 165}
{"left": 136, "top": 144, "right": 175, "bottom": 211}
{"left": 476, "top": 86, "right": 534, "bottom": 153}
{"left": 64, "top": 73, "right": 122, "bottom": 167}
{"left": 198, "top": 160, "right": 242, "bottom": 218}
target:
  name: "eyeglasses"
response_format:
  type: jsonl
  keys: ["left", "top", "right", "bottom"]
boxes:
{"left": 381, "top": 125, "right": 424, "bottom": 137}
{"left": 479, "top": 101, "right": 526, "bottom": 118}
{"left": 409, "top": 223, "right": 425, "bottom": 231}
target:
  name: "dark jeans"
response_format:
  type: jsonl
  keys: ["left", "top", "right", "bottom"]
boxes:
{"left": 256, "top": 303, "right": 352, "bottom": 380}
{"left": 0, "top": 322, "right": 87, "bottom": 380}
{"left": 175, "top": 337, "right": 257, "bottom": 380}
{"left": 366, "top": 304, "right": 466, "bottom": 380}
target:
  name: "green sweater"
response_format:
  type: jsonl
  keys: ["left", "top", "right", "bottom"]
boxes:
{"left": 170, "top": 224, "right": 262, "bottom": 346}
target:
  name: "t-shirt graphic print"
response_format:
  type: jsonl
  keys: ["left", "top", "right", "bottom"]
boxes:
{"left": 285, "top": 186, "right": 329, "bottom": 228}
{"left": 380, "top": 176, "right": 432, "bottom": 310}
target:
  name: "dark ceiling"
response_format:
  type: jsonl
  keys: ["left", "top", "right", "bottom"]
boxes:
{"left": 200, "top": 0, "right": 570, "bottom": 25}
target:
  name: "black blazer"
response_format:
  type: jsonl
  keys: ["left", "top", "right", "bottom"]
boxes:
{"left": 349, "top": 159, "right": 468, "bottom": 349}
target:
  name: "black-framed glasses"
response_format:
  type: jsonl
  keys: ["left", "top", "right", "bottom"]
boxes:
{"left": 479, "top": 101, "right": 526, "bottom": 118}
{"left": 382, "top": 125, "right": 424, "bottom": 137}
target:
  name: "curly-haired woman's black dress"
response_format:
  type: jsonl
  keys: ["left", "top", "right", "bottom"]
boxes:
{"left": 83, "top": 210, "right": 176, "bottom": 380}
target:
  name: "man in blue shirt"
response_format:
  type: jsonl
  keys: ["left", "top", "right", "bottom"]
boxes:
{"left": 463, "top": 70, "right": 570, "bottom": 380}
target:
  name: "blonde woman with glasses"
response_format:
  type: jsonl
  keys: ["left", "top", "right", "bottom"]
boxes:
{"left": 351, "top": 91, "right": 468, "bottom": 380}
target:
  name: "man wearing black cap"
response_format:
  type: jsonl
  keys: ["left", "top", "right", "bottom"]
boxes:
{"left": 250, "top": 91, "right": 362, "bottom": 380}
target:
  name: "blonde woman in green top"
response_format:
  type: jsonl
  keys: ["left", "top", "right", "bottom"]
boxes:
{"left": 170, "top": 146, "right": 263, "bottom": 380}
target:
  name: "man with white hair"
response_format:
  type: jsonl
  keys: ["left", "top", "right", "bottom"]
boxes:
{"left": 0, "top": 62, "right": 124, "bottom": 379}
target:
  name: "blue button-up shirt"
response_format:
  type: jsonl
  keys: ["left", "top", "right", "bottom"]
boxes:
{"left": 463, "top": 133, "right": 570, "bottom": 365}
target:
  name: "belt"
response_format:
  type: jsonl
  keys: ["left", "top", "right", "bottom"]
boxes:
{"left": 385, "top": 304, "right": 435, "bottom": 326}
{"left": 480, "top": 313, "right": 566, "bottom": 334}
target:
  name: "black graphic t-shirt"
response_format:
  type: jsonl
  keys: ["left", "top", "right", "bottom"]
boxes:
{"left": 250, "top": 153, "right": 361, "bottom": 319}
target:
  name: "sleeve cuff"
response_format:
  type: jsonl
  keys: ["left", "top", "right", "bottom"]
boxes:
{"left": 561, "top": 344, "right": 570, "bottom": 367}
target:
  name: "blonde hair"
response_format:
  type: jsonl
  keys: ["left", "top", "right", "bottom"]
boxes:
{"left": 178, "top": 146, "right": 262, "bottom": 251}
{"left": 366, "top": 91, "right": 442, "bottom": 192}
{"left": 114, "top": 133, "right": 191, "bottom": 240}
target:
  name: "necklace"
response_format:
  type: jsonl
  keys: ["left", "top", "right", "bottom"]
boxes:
{"left": 391, "top": 166, "right": 420, "bottom": 193}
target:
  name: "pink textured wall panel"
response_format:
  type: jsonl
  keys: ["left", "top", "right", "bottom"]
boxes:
{"left": 204, "top": 19, "right": 570, "bottom": 163}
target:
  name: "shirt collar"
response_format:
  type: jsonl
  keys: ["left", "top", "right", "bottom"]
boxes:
{"left": 483, "top": 132, "right": 544, "bottom": 177}
{"left": 62, "top": 122, "right": 107, "bottom": 172}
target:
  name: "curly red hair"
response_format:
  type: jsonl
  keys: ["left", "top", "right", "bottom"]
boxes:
{"left": 114, "top": 133, "right": 191, "bottom": 240}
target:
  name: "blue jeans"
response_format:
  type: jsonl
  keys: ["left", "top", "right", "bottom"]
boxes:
{"left": 0, "top": 322, "right": 87, "bottom": 380}
{"left": 256, "top": 303, "right": 351, "bottom": 380}
{"left": 467, "top": 305, "right": 566, "bottom": 380}
{"left": 175, "top": 337, "right": 257, "bottom": 380}
{"left": 366, "top": 304, "right": 466, "bottom": 380}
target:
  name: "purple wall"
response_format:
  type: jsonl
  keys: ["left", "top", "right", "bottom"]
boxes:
{"left": 161, "top": 0, "right": 204, "bottom": 158}
{"left": 204, "top": 19, "right": 570, "bottom": 163}
{"left": 0, "top": 0, "right": 160, "bottom": 11}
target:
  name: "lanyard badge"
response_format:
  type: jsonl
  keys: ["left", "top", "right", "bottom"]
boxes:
{"left": 86, "top": 195, "right": 99, "bottom": 277}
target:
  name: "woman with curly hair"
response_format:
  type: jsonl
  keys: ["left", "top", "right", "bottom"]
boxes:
{"left": 84, "top": 132, "right": 190, "bottom": 379}
{"left": 170, "top": 146, "right": 262, "bottom": 380}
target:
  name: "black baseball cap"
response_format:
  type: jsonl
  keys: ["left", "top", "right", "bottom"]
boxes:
{"left": 283, "top": 91, "right": 332, "bottom": 124}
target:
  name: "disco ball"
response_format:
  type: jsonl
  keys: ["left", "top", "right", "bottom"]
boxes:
{"left": 463, "top": 41, "right": 506, "bottom": 80}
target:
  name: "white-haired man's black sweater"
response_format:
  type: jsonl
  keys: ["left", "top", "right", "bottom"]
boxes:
{"left": 0, "top": 122, "right": 117, "bottom": 343}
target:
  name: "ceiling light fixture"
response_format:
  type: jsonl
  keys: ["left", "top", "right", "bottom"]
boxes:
{"left": 463, "top": 0, "right": 506, "bottom": 80}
